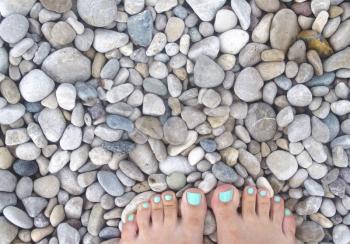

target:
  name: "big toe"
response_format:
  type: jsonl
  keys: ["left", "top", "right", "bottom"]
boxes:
{"left": 180, "top": 188, "right": 207, "bottom": 236}
{"left": 211, "top": 184, "right": 240, "bottom": 220}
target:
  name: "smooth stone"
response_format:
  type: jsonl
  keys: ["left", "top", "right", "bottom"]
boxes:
{"left": 199, "top": 139, "right": 217, "bottom": 153}
{"left": 22, "top": 197, "right": 47, "bottom": 218}
{"left": 186, "top": 0, "right": 226, "bottom": 21}
{"left": 333, "top": 224, "right": 350, "bottom": 244}
{"left": 288, "top": 114, "right": 311, "bottom": 142}
{"left": 255, "top": 0, "right": 280, "bottom": 12}
{"left": 231, "top": 0, "right": 251, "bottom": 30}
{"left": 238, "top": 149, "right": 261, "bottom": 176}
{"left": 50, "top": 21, "right": 76, "bottom": 46}
{"left": 0, "top": 47, "right": 8, "bottom": 74}
{"left": 245, "top": 102, "right": 277, "bottom": 142}
{"left": 238, "top": 43, "right": 269, "bottom": 67}
{"left": 214, "top": 9, "right": 237, "bottom": 33}
{"left": 181, "top": 107, "right": 206, "bottom": 129}
{"left": 330, "top": 19, "right": 350, "bottom": 52}
{"left": 127, "top": 10, "right": 153, "bottom": 47}
{"left": 219, "top": 29, "right": 249, "bottom": 55}
{"left": 0, "top": 216, "right": 18, "bottom": 243}
{"left": 93, "top": 29, "right": 129, "bottom": 53}
{"left": 166, "top": 172, "right": 186, "bottom": 190}
{"left": 0, "top": 170, "right": 16, "bottom": 192}
{"left": 97, "top": 171, "right": 125, "bottom": 197}
{"left": 19, "top": 69, "right": 55, "bottom": 103}
{"left": 106, "top": 115, "right": 134, "bottom": 132}
{"left": 38, "top": 108, "right": 66, "bottom": 143}
{"left": 13, "top": 160, "right": 38, "bottom": 176}
{"left": 287, "top": 84, "right": 312, "bottom": 107}
{"left": 0, "top": 147, "right": 14, "bottom": 169}
{"left": 163, "top": 117, "right": 189, "bottom": 146}
{"left": 0, "top": 0, "right": 36, "bottom": 17}
{"left": 212, "top": 161, "right": 238, "bottom": 183}
{"left": 303, "top": 137, "right": 328, "bottom": 163}
{"left": 304, "top": 179, "right": 324, "bottom": 196}
{"left": 270, "top": 9, "right": 299, "bottom": 52}
{"left": 324, "top": 47, "right": 350, "bottom": 72}
{"left": 3, "top": 206, "right": 33, "bottom": 229}
{"left": 159, "top": 156, "right": 195, "bottom": 175}
{"left": 129, "top": 144, "right": 158, "bottom": 175}
{"left": 0, "top": 192, "right": 16, "bottom": 213}
{"left": 194, "top": 55, "right": 225, "bottom": 88}
{"left": 256, "top": 61, "right": 285, "bottom": 81}
{"left": 296, "top": 221, "right": 325, "bottom": 242}
{"left": 42, "top": 47, "right": 91, "bottom": 84}
{"left": 234, "top": 67, "right": 264, "bottom": 102}
{"left": 266, "top": 150, "right": 298, "bottom": 180}
{"left": 135, "top": 116, "right": 163, "bottom": 139}
{"left": 65, "top": 197, "right": 83, "bottom": 219}
{"left": 57, "top": 223, "right": 80, "bottom": 243}
{"left": 252, "top": 13, "right": 274, "bottom": 43}
{"left": 77, "top": 0, "right": 117, "bottom": 27}
{"left": 0, "top": 14, "right": 29, "bottom": 44}
{"left": 56, "top": 83, "right": 76, "bottom": 111}
{"left": 0, "top": 104, "right": 25, "bottom": 125}
{"left": 56, "top": 167, "right": 84, "bottom": 195}
{"left": 331, "top": 100, "right": 350, "bottom": 116}
{"left": 165, "top": 17, "right": 184, "bottom": 42}
{"left": 276, "top": 106, "right": 294, "bottom": 127}
{"left": 40, "top": 0, "right": 72, "bottom": 13}
{"left": 106, "top": 83, "right": 134, "bottom": 103}
{"left": 142, "top": 94, "right": 166, "bottom": 116}
{"left": 33, "top": 175, "right": 60, "bottom": 198}
{"left": 143, "top": 78, "right": 168, "bottom": 96}
{"left": 305, "top": 72, "right": 335, "bottom": 87}
{"left": 59, "top": 125, "right": 82, "bottom": 151}
{"left": 102, "top": 141, "right": 135, "bottom": 154}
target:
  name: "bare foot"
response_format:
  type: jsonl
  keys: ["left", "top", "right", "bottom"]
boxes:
{"left": 121, "top": 189, "right": 207, "bottom": 244}
{"left": 211, "top": 184, "right": 296, "bottom": 244}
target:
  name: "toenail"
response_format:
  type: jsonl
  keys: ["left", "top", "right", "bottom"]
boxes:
{"left": 186, "top": 192, "right": 202, "bottom": 206}
{"left": 247, "top": 187, "right": 255, "bottom": 195}
{"left": 142, "top": 202, "right": 149, "bottom": 208}
{"left": 219, "top": 189, "right": 233, "bottom": 203}
{"left": 128, "top": 214, "right": 135, "bottom": 222}
{"left": 259, "top": 190, "right": 267, "bottom": 197}
{"left": 164, "top": 194, "right": 173, "bottom": 201}
{"left": 284, "top": 208, "right": 292, "bottom": 216}
{"left": 274, "top": 196, "right": 281, "bottom": 203}
{"left": 154, "top": 196, "right": 161, "bottom": 203}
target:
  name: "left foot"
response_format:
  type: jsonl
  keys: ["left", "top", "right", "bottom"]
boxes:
{"left": 120, "top": 189, "right": 207, "bottom": 244}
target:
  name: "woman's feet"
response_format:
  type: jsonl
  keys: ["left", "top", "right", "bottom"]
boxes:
{"left": 121, "top": 189, "right": 207, "bottom": 244}
{"left": 211, "top": 184, "right": 297, "bottom": 244}
{"left": 121, "top": 185, "right": 297, "bottom": 244}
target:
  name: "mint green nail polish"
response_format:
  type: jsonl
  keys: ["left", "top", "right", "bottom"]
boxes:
{"left": 259, "top": 191, "right": 267, "bottom": 197}
{"left": 142, "top": 202, "right": 149, "bottom": 208}
{"left": 247, "top": 187, "right": 254, "bottom": 195}
{"left": 154, "top": 196, "right": 161, "bottom": 203}
{"left": 187, "top": 192, "right": 202, "bottom": 206}
{"left": 128, "top": 214, "right": 134, "bottom": 222}
{"left": 164, "top": 194, "right": 173, "bottom": 201}
{"left": 284, "top": 208, "right": 292, "bottom": 216}
{"left": 274, "top": 196, "right": 281, "bottom": 203}
{"left": 219, "top": 190, "right": 233, "bottom": 203}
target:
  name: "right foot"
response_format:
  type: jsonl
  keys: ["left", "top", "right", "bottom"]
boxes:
{"left": 121, "top": 189, "right": 207, "bottom": 244}
{"left": 211, "top": 184, "right": 296, "bottom": 244}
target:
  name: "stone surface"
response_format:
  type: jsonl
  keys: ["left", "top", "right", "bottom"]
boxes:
{"left": 194, "top": 55, "right": 225, "bottom": 88}
{"left": 186, "top": 0, "right": 226, "bottom": 21}
{"left": 77, "top": 0, "right": 117, "bottom": 27}
{"left": 128, "top": 10, "right": 153, "bottom": 47}
{"left": 266, "top": 150, "right": 298, "bottom": 180}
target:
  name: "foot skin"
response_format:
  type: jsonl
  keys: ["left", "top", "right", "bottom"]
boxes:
{"left": 211, "top": 184, "right": 296, "bottom": 244}
{"left": 121, "top": 189, "right": 207, "bottom": 244}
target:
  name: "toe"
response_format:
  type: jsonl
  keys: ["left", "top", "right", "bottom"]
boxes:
{"left": 151, "top": 194, "right": 164, "bottom": 228}
{"left": 257, "top": 188, "right": 271, "bottom": 219}
{"left": 136, "top": 201, "right": 151, "bottom": 233}
{"left": 283, "top": 208, "right": 296, "bottom": 237}
{"left": 271, "top": 195, "right": 284, "bottom": 225}
{"left": 242, "top": 186, "right": 257, "bottom": 218}
{"left": 211, "top": 184, "right": 240, "bottom": 219}
{"left": 180, "top": 188, "right": 207, "bottom": 229}
{"left": 162, "top": 191, "right": 178, "bottom": 227}
{"left": 121, "top": 214, "right": 138, "bottom": 244}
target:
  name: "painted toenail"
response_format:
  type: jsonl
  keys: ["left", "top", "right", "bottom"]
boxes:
{"left": 219, "top": 190, "right": 233, "bottom": 203}
{"left": 164, "top": 194, "right": 173, "bottom": 201}
{"left": 187, "top": 192, "right": 202, "bottom": 206}
{"left": 259, "top": 190, "right": 267, "bottom": 197}
{"left": 142, "top": 202, "right": 149, "bottom": 208}
{"left": 154, "top": 196, "right": 161, "bottom": 203}
{"left": 284, "top": 208, "right": 292, "bottom": 216}
{"left": 128, "top": 214, "right": 134, "bottom": 222}
{"left": 247, "top": 187, "right": 255, "bottom": 195}
{"left": 274, "top": 196, "right": 281, "bottom": 203}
